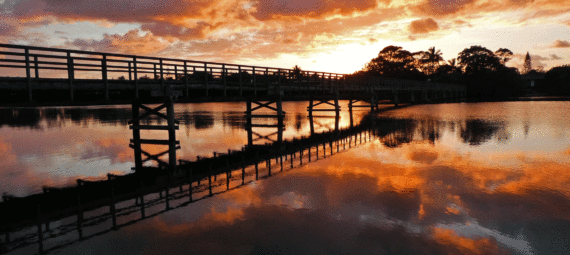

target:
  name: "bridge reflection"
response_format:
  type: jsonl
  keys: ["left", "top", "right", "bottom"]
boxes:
{"left": 0, "top": 105, "right": 509, "bottom": 254}
{"left": 0, "top": 110, "right": 401, "bottom": 254}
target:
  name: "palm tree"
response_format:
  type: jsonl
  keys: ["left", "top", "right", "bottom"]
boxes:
{"left": 421, "top": 47, "right": 443, "bottom": 75}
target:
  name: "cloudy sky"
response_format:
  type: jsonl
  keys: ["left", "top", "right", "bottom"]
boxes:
{"left": 1, "top": 0, "right": 569, "bottom": 73}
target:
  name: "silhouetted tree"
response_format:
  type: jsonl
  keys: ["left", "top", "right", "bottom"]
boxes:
{"left": 522, "top": 52, "right": 532, "bottom": 74}
{"left": 543, "top": 65, "right": 570, "bottom": 95}
{"left": 457, "top": 46, "right": 501, "bottom": 75}
{"left": 495, "top": 48, "right": 513, "bottom": 65}
{"left": 292, "top": 65, "right": 302, "bottom": 78}
{"left": 420, "top": 46, "right": 443, "bottom": 76}
{"left": 363, "top": 46, "right": 424, "bottom": 80}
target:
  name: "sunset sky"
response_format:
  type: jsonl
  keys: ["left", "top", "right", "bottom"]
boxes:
{"left": 1, "top": 0, "right": 569, "bottom": 74}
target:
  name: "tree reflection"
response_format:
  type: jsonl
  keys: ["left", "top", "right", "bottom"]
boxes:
{"left": 459, "top": 119, "right": 502, "bottom": 145}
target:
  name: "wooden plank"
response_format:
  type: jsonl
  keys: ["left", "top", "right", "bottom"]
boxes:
{"left": 309, "top": 109, "right": 340, "bottom": 111}
{"left": 245, "top": 114, "right": 283, "bottom": 118}
{"left": 247, "top": 124, "right": 283, "bottom": 128}
{"left": 129, "top": 125, "right": 179, "bottom": 130}
{"left": 130, "top": 139, "right": 180, "bottom": 145}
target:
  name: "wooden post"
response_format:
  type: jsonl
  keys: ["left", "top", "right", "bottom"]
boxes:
{"left": 239, "top": 66, "right": 243, "bottom": 96}
{"left": 253, "top": 67, "right": 257, "bottom": 97}
{"left": 223, "top": 64, "right": 227, "bottom": 97}
{"left": 133, "top": 57, "right": 139, "bottom": 99}
{"left": 167, "top": 95, "right": 177, "bottom": 173}
{"left": 68, "top": 51, "right": 75, "bottom": 102}
{"left": 265, "top": 68, "right": 269, "bottom": 95}
{"left": 34, "top": 55, "right": 39, "bottom": 79}
{"left": 246, "top": 98, "right": 253, "bottom": 146}
{"left": 174, "top": 65, "right": 178, "bottom": 81}
{"left": 128, "top": 62, "right": 132, "bottom": 81}
{"left": 204, "top": 63, "right": 209, "bottom": 97}
{"left": 153, "top": 63, "right": 157, "bottom": 79}
{"left": 25, "top": 48, "right": 32, "bottom": 102}
{"left": 184, "top": 61, "right": 189, "bottom": 97}
{"left": 102, "top": 54, "right": 109, "bottom": 101}
{"left": 160, "top": 59, "right": 165, "bottom": 92}
{"left": 132, "top": 100, "right": 143, "bottom": 171}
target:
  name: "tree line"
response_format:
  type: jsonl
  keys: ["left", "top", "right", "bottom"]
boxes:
{"left": 351, "top": 45, "right": 570, "bottom": 99}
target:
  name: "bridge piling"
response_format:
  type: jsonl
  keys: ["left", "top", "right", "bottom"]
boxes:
{"left": 68, "top": 52, "right": 75, "bottom": 102}
{"left": 102, "top": 54, "right": 109, "bottom": 101}
{"left": 25, "top": 48, "right": 32, "bottom": 102}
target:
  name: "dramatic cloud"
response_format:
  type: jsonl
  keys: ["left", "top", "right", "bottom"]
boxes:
{"left": 409, "top": 18, "right": 439, "bottom": 34}
{"left": 412, "top": 0, "right": 477, "bottom": 16}
{"left": 552, "top": 39, "right": 570, "bottom": 48}
{"left": 65, "top": 30, "right": 172, "bottom": 55}
{"left": 550, "top": 54, "right": 562, "bottom": 60}
{"left": 252, "top": 0, "right": 379, "bottom": 20}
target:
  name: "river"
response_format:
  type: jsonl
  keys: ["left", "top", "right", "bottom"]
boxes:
{"left": 1, "top": 101, "right": 569, "bottom": 254}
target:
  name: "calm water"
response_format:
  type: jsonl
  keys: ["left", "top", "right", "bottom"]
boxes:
{"left": 2, "top": 101, "right": 570, "bottom": 254}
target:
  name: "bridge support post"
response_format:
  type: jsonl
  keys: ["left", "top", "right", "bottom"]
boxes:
{"left": 25, "top": 48, "right": 33, "bottom": 103}
{"left": 102, "top": 54, "right": 109, "bottom": 101}
{"left": 68, "top": 52, "right": 75, "bottom": 102}
{"left": 223, "top": 64, "right": 227, "bottom": 97}
{"left": 129, "top": 93, "right": 180, "bottom": 173}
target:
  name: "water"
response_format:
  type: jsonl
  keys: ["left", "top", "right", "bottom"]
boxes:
{"left": 1, "top": 101, "right": 570, "bottom": 254}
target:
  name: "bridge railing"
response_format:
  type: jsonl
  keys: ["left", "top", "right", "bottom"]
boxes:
{"left": 0, "top": 43, "right": 465, "bottom": 102}
{"left": 0, "top": 43, "right": 348, "bottom": 97}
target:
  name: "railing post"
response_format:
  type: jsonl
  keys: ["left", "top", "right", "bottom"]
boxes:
{"left": 68, "top": 51, "right": 75, "bottom": 102}
{"left": 223, "top": 64, "right": 227, "bottom": 97}
{"left": 154, "top": 64, "right": 157, "bottom": 79}
{"left": 239, "top": 66, "right": 243, "bottom": 96}
{"left": 265, "top": 68, "right": 269, "bottom": 95}
{"left": 253, "top": 67, "right": 257, "bottom": 96}
{"left": 102, "top": 54, "right": 108, "bottom": 101}
{"left": 34, "top": 55, "right": 39, "bottom": 79}
{"left": 204, "top": 63, "right": 209, "bottom": 97}
{"left": 128, "top": 62, "right": 132, "bottom": 81}
{"left": 184, "top": 61, "right": 189, "bottom": 97}
{"left": 160, "top": 59, "right": 165, "bottom": 92}
{"left": 133, "top": 57, "right": 139, "bottom": 99}
{"left": 25, "top": 48, "right": 32, "bottom": 102}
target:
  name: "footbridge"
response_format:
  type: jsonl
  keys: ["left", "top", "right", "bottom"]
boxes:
{"left": 0, "top": 43, "right": 465, "bottom": 106}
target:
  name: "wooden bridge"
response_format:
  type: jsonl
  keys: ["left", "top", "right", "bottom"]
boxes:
{"left": 0, "top": 43, "right": 465, "bottom": 105}
{"left": 0, "top": 113, "right": 417, "bottom": 255}
{"left": 0, "top": 43, "right": 466, "bottom": 254}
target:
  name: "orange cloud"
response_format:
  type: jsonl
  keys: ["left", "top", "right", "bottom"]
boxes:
{"left": 552, "top": 39, "right": 570, "bottom": 48}
{"left": 252, "top": 0, "right": 379, "bottom": 20}
{"left": 433, "top": 228, "right": 508, "bottom": 255}
{"left": 409, "top": 18, "right": 440, "bottom": 34}
{"left": 65, "top": 30, "right": 172, "bottom": 55}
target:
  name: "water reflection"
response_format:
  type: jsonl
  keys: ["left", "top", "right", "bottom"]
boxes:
{"left": 1, "top": 101, "right": 570, "bottom": 255}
